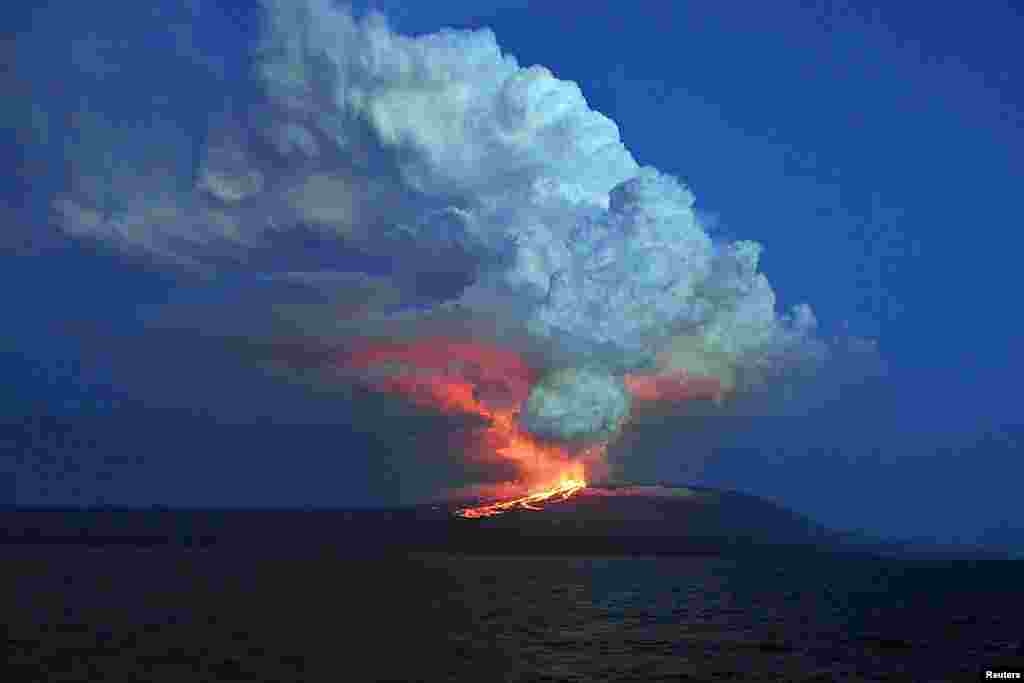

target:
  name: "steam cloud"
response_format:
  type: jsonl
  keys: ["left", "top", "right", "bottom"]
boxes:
{"left": 51, "top": 1, "right": 843, "bottom": 443}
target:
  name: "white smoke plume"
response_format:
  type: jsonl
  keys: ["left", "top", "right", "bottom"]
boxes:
{"left": 51, "top": 1, "right": 845, "bottom": 442}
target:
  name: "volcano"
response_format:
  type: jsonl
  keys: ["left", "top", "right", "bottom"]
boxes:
{"left": 437, "top": 484, "right": 838, "bottom": 555}
{"left": 7, "top": 483, "right": 1005, "bottom": 559}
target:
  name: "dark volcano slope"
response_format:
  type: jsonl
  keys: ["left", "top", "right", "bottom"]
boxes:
{"left": 1, "top": 485, "right": 1010, "bottom": 559}
{"left": 439, "top": 485, "right": 839, "bottom": 556}
{"left": 0, "top": 485, "right": 854, "bottom": 555}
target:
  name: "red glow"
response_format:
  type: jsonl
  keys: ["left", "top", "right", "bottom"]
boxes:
{"left": 345, "top": 339, "right": 536, "bottom": 409}
{"left": 340, "top": 338, "right": 596, "bottom": 516}
{"left": 339, "top": 338, "right": 725, "bottom": 518}
{"left": 624, "top": 369, "right": 724, "bottom": 403}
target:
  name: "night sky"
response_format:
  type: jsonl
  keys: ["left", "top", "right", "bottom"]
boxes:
{"left": 3, "top": 1, "right": 1021, "bottom": 550}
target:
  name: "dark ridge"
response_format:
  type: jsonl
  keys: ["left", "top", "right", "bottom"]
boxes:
{"left": 0, "top": 484, "right": 1013, "bottom": 561}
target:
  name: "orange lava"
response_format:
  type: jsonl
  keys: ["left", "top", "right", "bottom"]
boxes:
{"left": 341, "top": 338, "right": 597, "bottom": 516}
{"left": 455, "top": 471, "right": 587, "bottom": 518}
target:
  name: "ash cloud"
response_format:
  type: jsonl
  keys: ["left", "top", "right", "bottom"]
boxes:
{"left": 45, "top": 1, "right": 872, "bottom": 444}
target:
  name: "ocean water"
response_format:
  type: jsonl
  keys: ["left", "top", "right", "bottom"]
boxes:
{"left": 5, "top": 547, "right": 1023, "bottom": 681}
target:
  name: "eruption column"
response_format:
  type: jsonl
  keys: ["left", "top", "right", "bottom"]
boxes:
{"left": 340, "top": 338, "right": 600, "bottom": 515}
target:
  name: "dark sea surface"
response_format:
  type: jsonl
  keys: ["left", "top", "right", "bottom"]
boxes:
{"left": 4, "top": 545, "right": 1023, "bottom": 682}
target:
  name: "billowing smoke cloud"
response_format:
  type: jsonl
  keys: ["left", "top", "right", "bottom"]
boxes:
{"left": 52, "top": 1, "right": 843, "bottom": 446}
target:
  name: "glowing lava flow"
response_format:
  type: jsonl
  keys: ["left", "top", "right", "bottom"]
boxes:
{"left": 455, "top": 475, "right": 587, "bottom": 518}
{"left": 340, "top": 338, "right": 596, "bottom": 518}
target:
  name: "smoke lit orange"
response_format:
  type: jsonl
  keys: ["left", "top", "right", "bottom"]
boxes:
{"left": 339, "top": 338, "right": 727, "bottom": 518}
{"left": 623, "top": 369, "right": 724, "bottom": 403}
{"left": 341, "top": 338, "right": 596, "bottom": 516}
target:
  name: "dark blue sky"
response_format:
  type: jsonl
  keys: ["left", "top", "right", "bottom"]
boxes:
{"left": 3, "top": 1, "right": 1021, "bottom": 546}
